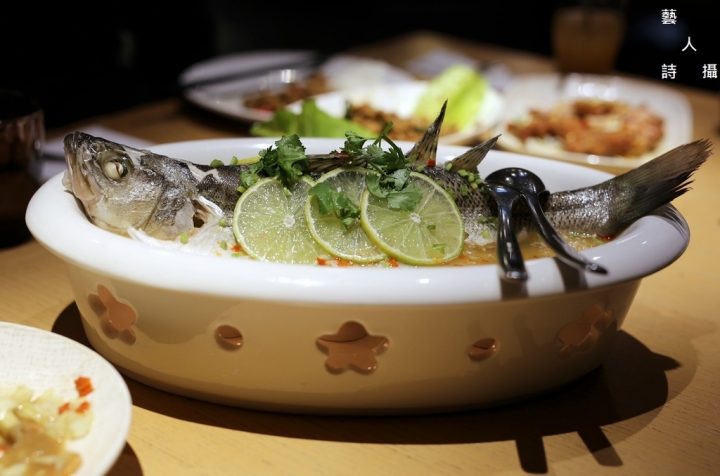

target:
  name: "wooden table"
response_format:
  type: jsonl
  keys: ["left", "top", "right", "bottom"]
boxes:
{"left": 3, "top": 31, "right": 719, "bottom": 475}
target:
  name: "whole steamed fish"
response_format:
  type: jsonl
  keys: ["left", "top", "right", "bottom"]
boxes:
{"left": 62, "top": 106, "right": 711, "bottom": 250}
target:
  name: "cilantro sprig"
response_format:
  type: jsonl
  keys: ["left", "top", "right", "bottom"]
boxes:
{"left": 308, "top": 182, "right": 360, "bottom": 230}
{"left": 239, "top": 135, "right": 308, "bottom": 191}
{"left": 341, "top": 123, "right": 422, "bottom": 211}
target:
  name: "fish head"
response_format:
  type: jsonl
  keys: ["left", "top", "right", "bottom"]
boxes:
{"left": 62, "top": 132, "right": 195, "bottom": 239}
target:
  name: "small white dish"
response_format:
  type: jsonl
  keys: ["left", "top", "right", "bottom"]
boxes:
{"left": 494, "top": 73, "right": 693, "bottom": 168}
{"left": 179, "top": 52, "right": 415, "bottom": 123}
{"left": 0, "top": 322, "right": 132, "bottom": 475}
{"left": 286, "top": 81, "right": 505, "bottom": 145}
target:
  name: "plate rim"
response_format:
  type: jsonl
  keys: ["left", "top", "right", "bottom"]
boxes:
{"left": 26, "top": 138, "right": 690, "bottom": 305}
{"left": 0, "top": 321, "right": 133, "bottom": 476}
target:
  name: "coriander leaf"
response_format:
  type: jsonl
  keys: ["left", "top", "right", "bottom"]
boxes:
{"left": 308, "top": 182, "right": 335, "bottom": 215}
{"left": 365, "top": 143, "right": 384, "bottom": 160}
{"left": 274, "top": 135, "right": 308, "bottom": 186}
{"left": 389, "top": 169, "right": 410, "bottom": 191}
{"left": 341, "top": 216, "right": 356, "bottom": 229}
{"left": 308, "top": 181, "right": 360, "bottom": 231}
{"left": 240, "top": 170, "right": 258, "bottom": 189}
{"left": 252, "top": 135, "right": 309, "bottom": 188}
{"left": 342, "top": 132, "right": 370, "bottom": 155}
{"left": 386, "top": 183, "right": 422, "bottom": 211}
{"left": 365, "top": 173, "right": 388, "bottom": 198}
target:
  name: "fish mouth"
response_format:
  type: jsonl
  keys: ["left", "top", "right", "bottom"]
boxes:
{"left": 62, "top": 132, "right": 98, "bottom": 203}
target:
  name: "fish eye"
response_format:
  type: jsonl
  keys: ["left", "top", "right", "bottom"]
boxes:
{"left": 103, "top": 160, "right": 129, "bottom": 181}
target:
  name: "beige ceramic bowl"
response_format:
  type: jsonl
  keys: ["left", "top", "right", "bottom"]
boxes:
{"left": 26, "top": 139, "right": 690, "bottom": 415}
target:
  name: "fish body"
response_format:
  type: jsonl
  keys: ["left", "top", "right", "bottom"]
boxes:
{"left": 62, "top": 105, "right": 711, "bottom": 248}
{"left": 62, "top": 132, "right": 367, "bottom": 240}
{"left": 419, "top": 138, "right": 711, "bottom": 244}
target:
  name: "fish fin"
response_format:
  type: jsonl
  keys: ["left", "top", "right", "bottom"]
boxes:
{"left": 448, "top": 135, "right": 500, "bottom": 172}
{"left": 306, "top": 153, "right": 356, "bottom": 174}
{"left": 405, "top": 101, "right": 447, "bottom": 167}
{"left": 606, "top": 138, "right": 712, "bottom": 230}
{"left": 196, "top": 196, "right": 224, "bottom": 219}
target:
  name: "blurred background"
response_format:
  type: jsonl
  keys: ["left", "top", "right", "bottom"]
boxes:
{"left": 3, "top": 0, "right": 717, "bottom": 129}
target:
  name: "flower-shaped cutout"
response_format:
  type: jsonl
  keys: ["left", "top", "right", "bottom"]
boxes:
{"left": 468, "top": 338, "right": 498, "bottom": 362}
{"left": 558, "top": 303, "right": 614, "bottom": 359}
{"left": 216, "top": 325, "right": 243, "bottom": 350}
{"left": 316, "top": 321, "right": 389, "bottom": 374}
{"left": 87, "top": 284, "right": 137, "bottom": 345}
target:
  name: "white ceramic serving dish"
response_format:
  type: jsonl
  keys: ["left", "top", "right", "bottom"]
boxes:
{"left": 26, "top": 138, "right": 690, "bottom": 415}
{"left": 0, "top": 322, "right": 132, "bottom": 475}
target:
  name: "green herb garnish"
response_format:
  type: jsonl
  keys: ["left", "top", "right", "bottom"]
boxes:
{"left": 308, "top": 182, "right": 361, "bottom": 230}
{"left": 241, "top": 135, "right": 309, "bottom": 189}
{"left": 341, "top": 123, "right": 422, "bottom": 211}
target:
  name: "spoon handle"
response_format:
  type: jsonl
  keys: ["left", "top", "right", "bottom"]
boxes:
{"left": 485, "top": 184, "right": 528, "bottom": 281}
{"left": 524, "top": 194, "right": 608, "bottom": 274}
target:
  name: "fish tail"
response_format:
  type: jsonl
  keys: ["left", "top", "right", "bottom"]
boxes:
{"left": 405, "top": 100, "right": 447, "bottom": 167}
{"left": 606, "top": 138, "right": 712, "bottom": 230}
{"left": 447, "top": 135, "right": 500, "bottom": 172}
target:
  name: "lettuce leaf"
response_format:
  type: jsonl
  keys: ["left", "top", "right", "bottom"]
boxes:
{"left": 413, "top": 64, "right": 488, "bottom": 131}
{"left": 250, "top": 99, "right": 375, "bottom": 138}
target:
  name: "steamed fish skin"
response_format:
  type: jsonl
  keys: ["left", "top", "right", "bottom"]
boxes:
{"left": 61, "top": 109, "right": 449, "bottom": 240}
{"left": 63, "top": 131, "right": 249, "bottom": 240}
{"left": 62, "top": 101, "right": 711, "bottom": 247}
{"left": 418, "top": 138, "right": 711, "bottom": 244}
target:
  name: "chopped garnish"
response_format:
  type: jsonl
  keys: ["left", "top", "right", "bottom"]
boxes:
{"left": 74, "top": 376, "right": 93, "bottom": 396}
{"left": 210, "top": 159, "right": 224, "bottom": 168}
{"left": 229, "top": 156, "right": 239, "bottom": 166}
{"left": 180, "top": 232, "right": 189, "bottom": 244}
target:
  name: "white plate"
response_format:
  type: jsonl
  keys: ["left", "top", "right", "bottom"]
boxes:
{"left": 286, "top": 81, "right": 505, "bottom": 145}
{"left": 0, "top": 322, "right": 132, "bottom": 476}
{"left": 179, "top": 52, "right": 415, "bottom": 123}
{"left": 494, "top": 73, "right": 693, "bottom": 168}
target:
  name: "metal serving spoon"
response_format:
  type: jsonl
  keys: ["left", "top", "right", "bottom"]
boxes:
{"left": 484, "top": 167, "right": 608, "bottom": 280}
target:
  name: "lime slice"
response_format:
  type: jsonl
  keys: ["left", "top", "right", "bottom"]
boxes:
{"left": 360, "top": 172, "right": 465, "bottom": 265}
{"left": 232, "top": 176, "right": 327, "bottom": 264}
{"left": 305, "top": 167, "right": 386, "bottom": 263}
